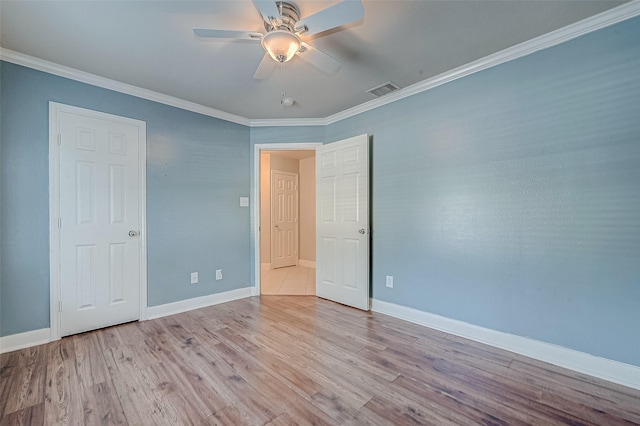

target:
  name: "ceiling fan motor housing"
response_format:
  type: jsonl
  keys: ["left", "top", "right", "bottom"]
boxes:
{"left": 264, "top": 1, "right": 301, "bottom": 33}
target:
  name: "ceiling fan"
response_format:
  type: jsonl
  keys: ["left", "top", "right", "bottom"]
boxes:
{"left": 194, "top": 0, "right": 364, "bottom": 79}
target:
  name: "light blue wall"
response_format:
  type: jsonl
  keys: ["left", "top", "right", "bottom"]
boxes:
{"left": 326, "top": 16, "right": 640, "bottom": 366}
{"left": 0, "top": 62, "right": 250, "bottom": 336}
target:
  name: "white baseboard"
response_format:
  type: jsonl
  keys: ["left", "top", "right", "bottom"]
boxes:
{"left": 299, "top": 259, "right": 316, "bottom": 268}
{"left": 0, "top": 288, "right": 252, "bottom": 353}
{"left": 0, "top": 328, "right": 51, "bottom": 354}
{"left": 146, "top": 287, "right": 253, "bottom": 320}
{"left": 371, "top": 299, "right": 640, "bottom": 391}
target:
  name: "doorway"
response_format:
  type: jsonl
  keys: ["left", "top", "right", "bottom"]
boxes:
{"left": 256, "top": 145, "right": 320, "bottom": 295}
{"left": 253, "top": 135, "right": 370, "bottom": 309}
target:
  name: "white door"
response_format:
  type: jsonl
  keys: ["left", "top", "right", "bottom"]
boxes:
{"left": 272, "top": 171, "right": 298, "bottom": 269}
{"left": 316, "top": 134, "right": 370, "bottom": 310}
{"left": 57, "top": 107, "right": 143, "bottom": 336}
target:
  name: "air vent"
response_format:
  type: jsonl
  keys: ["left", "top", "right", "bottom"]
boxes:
{"left": 366, "top": 81, "right": 401, "bottom": 97}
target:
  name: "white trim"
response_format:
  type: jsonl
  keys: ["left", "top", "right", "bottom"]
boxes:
{"left": 371, "top": 299, "right": 640, "bottom": 391}
{"left": 0, "top": 49, "right": 249, "bottom": 126}
{"left": 49, "top": 104, "right": 62, "bottom": 341}
{"left": 146, "top": 287, "right": 253, "bottom": 320}
{"left": 48, "top": 102, "right": 148, "bottom": 339}
{"left": 253, "top": 143, "right": 322, "bottom": 296}
{"left": 250, "top": 118, "right": 327, "bottom": 127}
{"left": 138, "top": 123, "right": 149, "bottom": 321}
{"left": 2, "top": 3, "right": 638, "bottom": 129}
{"left": 249, "top": 1, "right": 640, "bottom": 127}
{"left": 299, "top": 259, "right": 316, "bottom": 269}
{"left": 0, "top": 329, "right": 51, "bottom": 354}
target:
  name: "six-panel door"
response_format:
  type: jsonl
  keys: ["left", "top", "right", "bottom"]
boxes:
{"left": 58, "top": 111, "right": 141, "bottom": 336}
{"left": 316, "top": 134, "right": 370, "bottom": 310}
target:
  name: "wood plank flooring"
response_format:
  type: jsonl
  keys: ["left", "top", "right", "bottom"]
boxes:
{"left": 1, "top": 296, "right": 639, "bottom": 425}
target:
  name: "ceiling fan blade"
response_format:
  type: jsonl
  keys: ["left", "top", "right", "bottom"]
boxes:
{"left": 294, "top": 0, "right": 363, "bottom": 36}
{"left": 254, "top": 53, "right": 276, "bottom": 79}
{"left": 193, "top": 28, "right": 263, "bottom": 41}
{"left": 253, "top": 0, "right": 282, "bottom": 27}
{"left": 296, "top": 42, "right": 341, "bottom": 74}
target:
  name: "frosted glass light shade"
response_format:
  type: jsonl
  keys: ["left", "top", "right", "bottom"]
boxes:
{"left": 261, "top": 30, "right": 301, "bottom": 63}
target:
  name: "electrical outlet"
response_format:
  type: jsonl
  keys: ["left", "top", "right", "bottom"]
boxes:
{"left": 191, "top": 272, "right": 198, "bottom": 284}
{"left": 386, "top": 275, "right": 394, "bottom": 288}
{"left": 216, "top": 269, "right": 222, "bottom": 280}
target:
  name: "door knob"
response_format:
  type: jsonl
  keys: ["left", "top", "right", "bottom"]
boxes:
{"left": 128, "top": 230, "right": 139, "bottom": 237}
{"left": 275, "top": 224, "right": 280, "bottom": 228}
{"left": 359, "top": 228, "right": 366, "bottom": 234}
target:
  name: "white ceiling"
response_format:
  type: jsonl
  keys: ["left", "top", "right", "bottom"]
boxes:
{"left": 0, "top": 1, "right": 627, "bottom": 120}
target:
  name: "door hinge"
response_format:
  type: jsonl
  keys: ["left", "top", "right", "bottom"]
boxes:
{"left": 58, "top": 301, "right": 62, "bottom": 312}
{"left": 57, "top": 134, "right": 61, "bottom": 145}
{"left": 58, "top": 217, "right": 62, "bottom": 229}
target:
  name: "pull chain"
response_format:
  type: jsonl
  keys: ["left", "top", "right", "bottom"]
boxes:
{"left": 279, "top": 59, "right": 293, "bottom": 107}
{"left": 280, "top": 62, "right": 286, "bottom": 100}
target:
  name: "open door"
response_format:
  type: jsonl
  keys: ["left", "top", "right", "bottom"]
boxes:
{"left": 316, "top": 134, "right": 369, "bottom": 310}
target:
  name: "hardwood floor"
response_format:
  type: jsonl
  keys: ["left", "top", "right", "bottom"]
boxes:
{"left": 1, "top": 296, "right": 639, "bottom": 425}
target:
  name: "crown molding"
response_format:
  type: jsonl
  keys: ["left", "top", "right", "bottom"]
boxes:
{"left": 249, "top": 117, "right": 327, "bottom": 127}
{"left": 250, "top": 0, "right": 640, "bottom": 127}
{"left": 0, "top": 48, "right": 250, "bottom": 126}
{"left": 2, "top": 1, "right": 638, "bottom": 129}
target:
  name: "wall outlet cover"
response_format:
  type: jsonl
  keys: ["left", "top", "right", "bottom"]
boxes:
{"left": 216, "top": 269, "right": 222, "bottom": 280}
{"left": 191, "top": 272, "right": 199, "bottom": 284}
{"left": 386, "top": 275, "right": 394, "bottom": 288}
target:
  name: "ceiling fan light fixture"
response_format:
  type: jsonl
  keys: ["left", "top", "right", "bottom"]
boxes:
{"left": 261, "top": 30, "right": 301, "bottom": 63}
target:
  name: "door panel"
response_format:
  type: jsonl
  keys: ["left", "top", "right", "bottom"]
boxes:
{"left": 58, "top": 110, "right": 141, "bottom": 336}
{"left": 272, "top": 171, "right": 299, "bottom": 268}
{"left": 316, "top": 134, "right": 370, "bottom": 310}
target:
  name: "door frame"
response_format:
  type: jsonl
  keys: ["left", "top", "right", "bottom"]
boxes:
{"left": 48, "top": 102, "right": 148, "bottom": 341}
{"left": 252, "top": 143, "right": 322, "bottom": 296}
{"left": 270, "top": 169, "right": 299, "bottom": 269}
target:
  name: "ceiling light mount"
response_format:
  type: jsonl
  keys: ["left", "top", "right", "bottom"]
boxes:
{"left": 281, "top": 97, "right": 295, "bottom": 107}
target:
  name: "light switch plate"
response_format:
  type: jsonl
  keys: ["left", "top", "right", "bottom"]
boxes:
{"left": 240, "top": 197, "right": 249, "bottom": 207}
{"left": 216, "top": 269, "right": 222, "bottom": 280}
{"left": 386, "top": 275, "right": 393, "bottom": 288}
{"left": 191, "top": 272, "right": 198, "bottom": 284}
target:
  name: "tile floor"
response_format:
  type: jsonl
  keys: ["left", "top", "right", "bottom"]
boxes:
{"left": 261, "top": 264, "right": 316, "bottom": 295}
